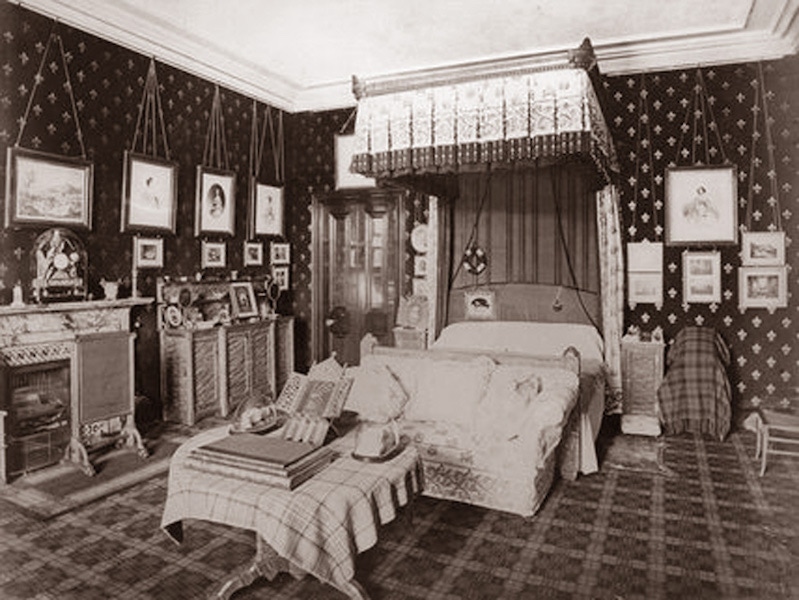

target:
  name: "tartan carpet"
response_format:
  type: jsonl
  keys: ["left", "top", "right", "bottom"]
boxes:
{"left": 0, "top": 429, "right": 796, "bottom": 599}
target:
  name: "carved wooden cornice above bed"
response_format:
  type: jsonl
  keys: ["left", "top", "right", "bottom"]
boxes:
{"left": 350, "top": 38, "right": 618, "bottom": 184}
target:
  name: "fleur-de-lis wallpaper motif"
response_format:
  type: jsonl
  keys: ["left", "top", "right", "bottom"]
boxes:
{"left": 1, "top": 3, "right": 796, "bottom": 413}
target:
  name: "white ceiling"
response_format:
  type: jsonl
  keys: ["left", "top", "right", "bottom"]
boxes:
{"left": 13, "top": 0, "right": 799, "bottom": 111}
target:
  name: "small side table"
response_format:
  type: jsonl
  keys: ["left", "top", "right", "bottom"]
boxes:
{"left": 755, "top": 409, "right": 799, "bottom": 476}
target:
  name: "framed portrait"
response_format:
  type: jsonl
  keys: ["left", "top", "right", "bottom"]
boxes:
{"left": 738, "top": 266, "right": 788, "bottom": 310}
{"left": 229, "top": 281, "right": 258, "bottom": 318}
{"left": 243, "top": 241, "right": 263, "bottom": 266}
{"left": 121, "top": 151, "right": 178, "bottom": 234}
{"left": 270, "top": 241, "right": 290, "bottom": 265}
{"left": 464, "top": 289, "right": 496, "bottom": 320}
{"left": 665, "top": 165, "right": 737, "bottom": 246}
{"left": 5, "top": 146, "right": 94, "bottom": 229}
{"left": 740, "top": 231, "right": 785, "bottom": 266}
{"left": 249, "top": 179, "right": 284, "bottom": 237}
{"left": 628, "top": 272, "right": 663, "bottom": 308}
{"left": 272, "top": 265, "right": 290, "bottom": 291}
{"left": 195, "top": 166, "right": 235, "bottom": 237}
{"left": 682, "top": 250, "right": 721, "bottom": 304}
{"left": 201, "top": 240, "right": 226, "bottom": 269}
{"left": 133, "top": 236, "right": 164, "bottom": 269}
{"left": 335, "top": 134, "right": 376, "bottom": 190}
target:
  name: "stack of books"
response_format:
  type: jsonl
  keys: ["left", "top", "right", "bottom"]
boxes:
{"left": 186, "top": 434, "right": 336, "bottom": 489}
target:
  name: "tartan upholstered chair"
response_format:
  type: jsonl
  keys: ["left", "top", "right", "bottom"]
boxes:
{"left": 657, "top": 326, "right": 732, "bottom": 441}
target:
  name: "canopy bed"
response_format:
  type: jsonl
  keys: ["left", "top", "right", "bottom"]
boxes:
{"left": 346, "top": 39, "right": 624, "bottom": 515}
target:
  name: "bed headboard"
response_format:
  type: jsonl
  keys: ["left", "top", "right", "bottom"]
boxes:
{"left": 447, "top": 283, "right": 601, "bottom": 328}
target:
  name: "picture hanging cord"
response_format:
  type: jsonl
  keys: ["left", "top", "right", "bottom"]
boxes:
{"left": 249, "top": 102, "right": 284, "bottom": 185}
{"left": 15, "top": 24, "right": 86, "bottom": 159}
{"left": 744, "top": 62, "right": 782, "bottom": 232}
{"left": 339, "top": 107, "right": 357, "bottom": 135}
{"left": 130, "top": 57, "right": 171, "bottom": 160}
{"left": 202, "top": 84, "right": 229, "bottom": 170}
{"left": 672, "top": 68, "right": 728, "bottom": 167}
{"left": 266, "top": 106, "right": 285, "bottom": 184}
{"left": 448, "top": 169, "right": 493, "bottom": 287}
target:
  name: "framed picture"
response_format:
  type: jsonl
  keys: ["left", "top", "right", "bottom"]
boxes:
{"left": 201, "top": 240, "right": 226, "bottom": 269}
{"left": 272, "top": 265, "right": 290, "bottom": 291}
{"left": 665, "top": 165, "right": 737, "bottom": 246}
{"left": 229, "top": 281, "right": 258, "bottom": 318}
{"left": 121, "top": 151, "right": 178, "bottom": 234}
{"left": 738, "top": 266, "right": 788, "bottom": 309}
{"left": 249, "top": 179, "right": 284, "bottom": 237}
{"left": 682, "top": 250, "right": 721, "bottom": 304}
{"left": 243, "top": 241, "right": 263, "bottom": 266}
{"left": 335, "top": 134, "right": 376, "bottom": 190}
{"left": 270, "top": 242, "right": 290, "bottom": 265}
{"left": 5, "top": 146, "right": 94, "bottom": 229}
{"left": 740, "top": 231, "right": 785, "bottom": 266}
{"left": 464, "top": 289, "right": 496, "bottom": 320}
{"left": 133, "top": 236, "right": 164, "bottom": 269}
{"left": 628, "top": 272, "right": 663, "bottom": 308}
{"left": 195, "top": 166, "right": 235, "bottom": 236}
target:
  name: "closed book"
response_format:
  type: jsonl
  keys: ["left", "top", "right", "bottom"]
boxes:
{"left": 185, "top": 451, "right": 335, "bottom": 489}
{"left": 191, "top": 445, "right": 334, "bottom": 477}
{"left": 199, "top": 434, "right": 318, "bottom": 468}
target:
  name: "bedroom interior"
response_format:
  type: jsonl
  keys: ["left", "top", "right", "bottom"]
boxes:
{"left": 0, "top": 1, "right": 797, "bottom": 599}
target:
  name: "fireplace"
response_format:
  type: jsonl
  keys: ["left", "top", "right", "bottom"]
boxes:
{"left": 2, "top": 360, "right": 70, "bottom": 479}
{"left": 0, "top": 298, "right": 152, "bottom": 482}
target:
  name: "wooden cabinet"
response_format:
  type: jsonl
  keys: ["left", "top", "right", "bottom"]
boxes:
{"left": 274, "top": 316, "right": 294, "bottom": 395}
{"left": 224, "top": 320, "right": 276, "bottom": 412}
{"left": 161, "top": 327, "right": 225, "bottom": 426}
{"left": 621, "top": 339, "right": 664, "bottom": 436}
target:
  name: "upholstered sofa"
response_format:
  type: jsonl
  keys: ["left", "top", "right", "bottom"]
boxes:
{"left": 345, "top": 333, "right": 601, "bottom": 518}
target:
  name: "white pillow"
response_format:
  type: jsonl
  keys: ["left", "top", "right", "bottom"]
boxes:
{"left": 434, "top": 321, "right": 604, "bottom": 363}
{"left": 344, "top": 363, "right": 407, "bottom": 422}
{"left": 404, "top": 355, "right": 494, "bottom": 427}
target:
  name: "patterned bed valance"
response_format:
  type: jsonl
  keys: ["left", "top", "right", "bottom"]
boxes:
{"left": 351, "top": 39, "right": 618, "bottom": 183}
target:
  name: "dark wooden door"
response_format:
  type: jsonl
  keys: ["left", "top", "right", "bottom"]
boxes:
{"left": 313, "top": 189, "right": 404, "bottom": 366}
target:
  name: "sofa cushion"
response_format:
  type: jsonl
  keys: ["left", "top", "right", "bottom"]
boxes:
{"left": 344, "top": 362, "right": 407, "bottom": 422}
{"left": 404, "top": 355, "right": 494, "bottom": 426}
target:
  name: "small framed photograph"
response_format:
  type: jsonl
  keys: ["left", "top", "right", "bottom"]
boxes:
{"left": 665, "top": 165, "right": 737, "bottom": 246}
{"left": 270, "top": 242, "right": 290, "bottom": 265}
{"left": 249, "top": 179, "right": 284, "bottom": 237}
{"left": 133, "top": 236, "right": 164, "bottom": 269}
{"left": 628, "top": 272, "right": 663, "bottom": 308}
{"left": 272, "top": 265, "right": 290, "bottom": 291}
{"left": 201, "top": 240, "right": 226, "bottom": 269}
{"left": 121, "top": 151, "right": 178, "bottom": 234}
{"left": 195, "top": 166, "right": 235, "bottom": 237}
{"left": 229, "top": 281, "right": 258, "bottom": 318}
{"left": 682, "top": 250, "right": 721, "bottom": 304}
{"left": 243, "top": 241, "right": 263, "bottom": 266}
{"left": 5, "top": 146, "right": 94, "bottom": 229}
{"left": 464, "top": 289, "right": 496, "bottom": 320}
{"left": 335, "top": 134, "right": 376, "bottom": 190}
{"left": 739, "top": 266, "right": 788, "bottom": 309}
{"left": 740, "top": 231, "right": 785, "bottom": 266}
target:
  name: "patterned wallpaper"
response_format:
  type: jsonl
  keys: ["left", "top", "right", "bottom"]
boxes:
{"left": 605, "top": 58, "right": 798, "bottom": 415}
{"left": 2, "top": 3, "right": 796, "bottom": 415}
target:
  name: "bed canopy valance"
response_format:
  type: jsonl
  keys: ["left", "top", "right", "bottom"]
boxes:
{"left": 350, "top": 38, "right": 618, "bottom": 185}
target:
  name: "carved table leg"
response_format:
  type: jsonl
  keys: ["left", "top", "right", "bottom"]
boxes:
{"left": 118, "top": 416, "right": 148, "bottom": 458}
{"left": 211, "top": 535, "right": 294, "bottom": 599}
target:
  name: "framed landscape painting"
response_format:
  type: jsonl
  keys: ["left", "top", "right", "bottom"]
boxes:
{"left": 5, "top": 147, "right": 94, "bottom": 230}
{"left": 682, "top": 250, "right": 721, "bottom": 304}
{"left": 121, "top": 151, "right": 178, "bottom": 234}
{"left": 738, "top": 266, "right": 787, "bottom": 310}
{"left": 740, "top": 231, "right": 785, "bottom": 266}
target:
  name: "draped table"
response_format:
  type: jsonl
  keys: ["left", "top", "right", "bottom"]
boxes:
{"left": 161, "top": 425, "right": 421, "bottom": 599}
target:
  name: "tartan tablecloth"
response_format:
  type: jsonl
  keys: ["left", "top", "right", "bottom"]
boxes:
{"left": 161, "top": 426, "right": 421, "bottom": 597}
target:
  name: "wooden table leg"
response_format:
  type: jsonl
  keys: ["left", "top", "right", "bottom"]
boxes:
{"left": 211, "top": 535, "right": 298, "bottom": 599}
